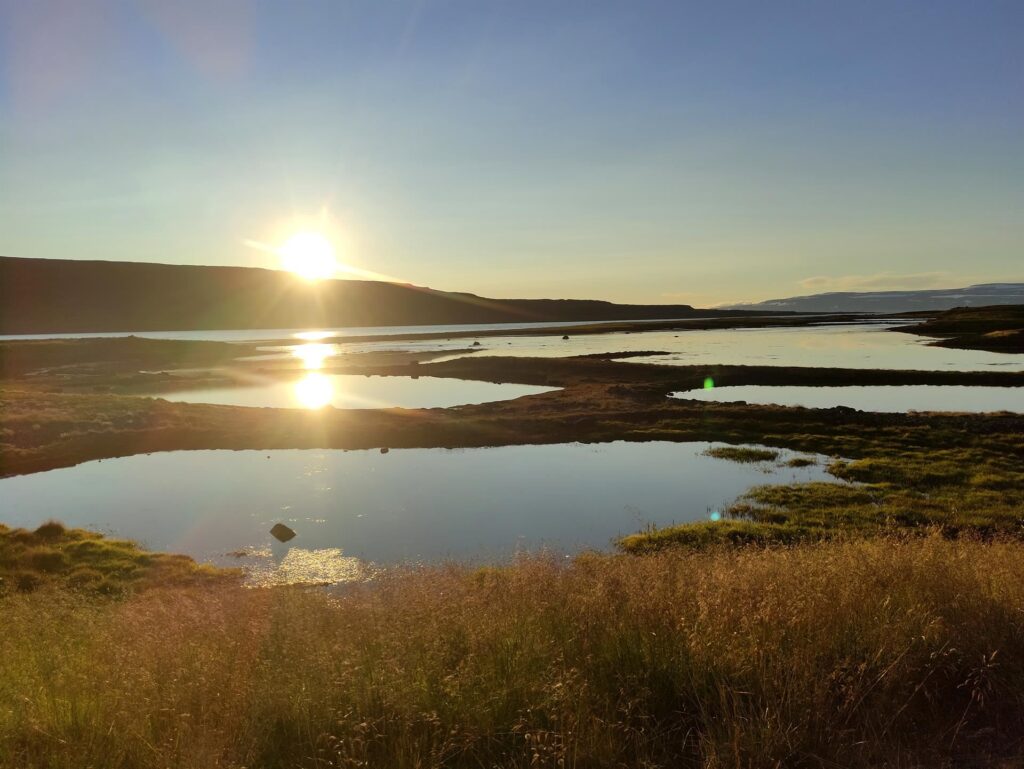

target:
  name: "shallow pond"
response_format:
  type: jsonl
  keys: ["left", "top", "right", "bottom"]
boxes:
{"left": 0, "top": 318, "right": 650, "bottom": 343}
{"left": 673, "top": 385, "right": 1024, "bottom": 413}
{"left": 152, "top": 374, "right": 557, "bottom": 410}
{"left": 8, "top": 320, "right": 1020, "bottom": 373}
{"left": 0, "top": 442, "right": 833, "bottom": 581}
{"left": 274, "top": 323, "right": 1023, "bottom": 373}
{"left": 458, "top": 324, "right": 1023, "bottom": 372}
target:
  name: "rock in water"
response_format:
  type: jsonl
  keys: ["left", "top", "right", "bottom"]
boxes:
{"left": 270, "top": 523, "right": 296, "bottom": 542}
{"left": 380, "top": 447, "right": 390, "bottom": 454}
{"left": 562, "top": 335, "right": 570, "bottom": 340}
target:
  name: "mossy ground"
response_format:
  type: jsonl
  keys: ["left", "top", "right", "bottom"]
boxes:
{"left": 621, "top": 444, "right": 1024, "bottom": 551}
{"left": 702, "top": 445, "right": 779, "bottom": 463}
{"left": 893, "top": 304, "right": 1024, "bottom": 352}
{"left": 0, "top": 521, "right": 237, "bottom": 595}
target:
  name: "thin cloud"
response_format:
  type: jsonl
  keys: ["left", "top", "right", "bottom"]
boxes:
{"left": 797, "top": 272, "right": 960, "bottom": 293}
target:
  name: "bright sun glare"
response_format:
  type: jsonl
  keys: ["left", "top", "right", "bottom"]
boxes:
{"left": 294, "top": 372, "right": 333, "bottom": 409}
{"left": 279, "top": 231, "right": 338, "bottom": 281}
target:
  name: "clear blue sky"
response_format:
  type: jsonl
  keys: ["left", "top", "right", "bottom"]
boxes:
{"left": 1, "top": 0, "right": 1021, "bottom": 305}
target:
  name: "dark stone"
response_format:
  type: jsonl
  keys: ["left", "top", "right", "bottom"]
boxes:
{"left": 380, "top": 447, "right": 390, "bottom": 454}
{"left": 270, "top": 523, "right": 296, "bottom": 542}
{"left": 472, "top": 340, "right": 481, "bottom": 346}
{"left": 562, "top": 335, "right": 570, "bottom": 340}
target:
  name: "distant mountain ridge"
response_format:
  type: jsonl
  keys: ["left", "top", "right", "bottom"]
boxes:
{"left": 723, "top": 283, "right": 1024, "bottom": 314}
{"left": 0, "top": 256, "right": 752, "bottom": 334}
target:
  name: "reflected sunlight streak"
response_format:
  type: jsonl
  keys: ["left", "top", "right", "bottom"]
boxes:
{"left": 293, "top": 372, "right": 334, "bottom": 408}
{"left": 292, "top": 343, "right": 335, "bottom": 370}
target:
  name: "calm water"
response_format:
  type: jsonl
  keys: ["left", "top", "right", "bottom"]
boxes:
{"left": 152, "top": 374, "right": 557, "bottom": 410}
{"left": 0, "top": 443, "right": 832, "bottom": 581}
{"left": 248, "top": 323, "right": 1022, "bottom": 373}
{"left": 429, "top": 324, "right": 1024, "bottom": 372}
{"left": 7, "top": 320, "right": 1019, "bottom": 373}
{"left": 0, "top": 318, "right": 677, "bottom": 343}
{"left": 673, "top": 385, "right": 1024, "bottom": 413}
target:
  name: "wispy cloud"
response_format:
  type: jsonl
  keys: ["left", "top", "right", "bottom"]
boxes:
{"left": 797, "top": 272, "right": 960, "bottom": 293}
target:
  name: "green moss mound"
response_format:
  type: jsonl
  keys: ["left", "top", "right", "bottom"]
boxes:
{"left": 0, "top": 521, "right": 238, "bottom": 595}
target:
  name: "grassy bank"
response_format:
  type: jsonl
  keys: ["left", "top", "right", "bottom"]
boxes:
{"left": 4, "top": 359, "right": 1024, "bottom": 478}
{"left": 893, "top": 304, "right": 1024, "bottom": 353}
{"left": 0, "top": 522, "right": 236, "bottom": 595}
{"left": 622, "top": 443, "right": 1024, "bottom": 551}
{"left": 2, "top": 536, "right": 1024, "bottom": 768}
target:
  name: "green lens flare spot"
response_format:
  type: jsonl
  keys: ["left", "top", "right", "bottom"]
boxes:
{"left": 703, "top": 377, "right": 715, "bottom": 390}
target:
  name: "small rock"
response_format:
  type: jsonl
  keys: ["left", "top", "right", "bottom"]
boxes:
{"left": 472, "top": 341, "right": 481, "bottom": 346}
{"left": 562, "top": 335, "right": 570, "bottom": 340}
{"left": 380, "top": 447, "right": 390, "bottom": 454}
{"left": 270, "top": 523, "right": 296, "bottom": 542}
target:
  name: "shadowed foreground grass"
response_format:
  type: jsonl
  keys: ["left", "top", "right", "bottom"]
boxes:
{"left": 3, "top": 536, "right": 1024, "bottom": 768}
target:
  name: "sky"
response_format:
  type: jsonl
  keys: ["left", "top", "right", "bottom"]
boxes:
{"left": 0, "top": 0, "right": 1021, "bottom": 306}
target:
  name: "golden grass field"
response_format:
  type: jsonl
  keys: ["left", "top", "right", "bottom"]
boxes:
{"left": 3, "top": 535, "right": 1024, "bottom": 768}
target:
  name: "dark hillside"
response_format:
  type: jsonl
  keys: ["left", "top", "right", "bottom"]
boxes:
{"left": 0, "top": 256, "right": 745, "bottom": 334}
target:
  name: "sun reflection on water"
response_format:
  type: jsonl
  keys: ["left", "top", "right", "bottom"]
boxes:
{"left": 242, "top": 547, "right": 367, "bottom": 586}
{"left": 293, "top": 330, "right": 332, "bottom": 341}
{"left": 292, "top": 342, "right": 335, "bottom": 370}
{"left": 294, "top": 372, "right": 334, "bottom": 408}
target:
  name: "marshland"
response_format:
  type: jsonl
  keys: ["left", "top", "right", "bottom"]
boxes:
{"left": 3, "top": 305, "right": 1024, "bottom": 767}
{"left": 3, "top": 2, "right": 1024, "bottom": 765}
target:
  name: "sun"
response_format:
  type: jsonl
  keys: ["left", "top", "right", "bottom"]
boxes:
{"left": 278, "top": 231, "right": 338, "bottom": 281}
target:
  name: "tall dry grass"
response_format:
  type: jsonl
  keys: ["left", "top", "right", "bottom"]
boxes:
{"left": 3, "top": 536, "right": 1024, "bottom": 768}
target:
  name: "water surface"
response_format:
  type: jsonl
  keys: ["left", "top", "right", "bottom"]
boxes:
{"left": 9, "top": 320, "right": 1018, "bottom": 373}
{"left": 673, "top": 385, "right": 1024, "bottom": 413}
{"left": 304, "top": 323, "right": 1022, "bottom": 372}
{"left": 0, "top": 443, "right": 832, "bottom": 579}
{"left": 152, "top": 373, "right": 557, "bottom": 410}
{"left": 0, "top": 318, "right": 674, "bottom": 343}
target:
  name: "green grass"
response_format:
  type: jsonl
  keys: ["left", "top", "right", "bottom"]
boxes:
{"left": 702, "top": 445, "right": 780, "bottom": 463}
{"left": 622, "top": 443, "right": 1024, "bottom": 552}
{"left": 0, "top": 521, "right": 237, "bottom": 595}
{"left": 785, "top": 455, "right": 816, "bottom": 467}
{"left": 3, "top": 536, "right": 1024, "bottom": 768}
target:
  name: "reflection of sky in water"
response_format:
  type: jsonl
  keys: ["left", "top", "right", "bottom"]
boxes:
{"left": 261, "top": 324, "right": 1023, "bottom": 373}
{"left": 6, "top": 321, "right": 1021, "bottom": 372}
{"left": 451, "top": 325, "right": 1024, "bottom": 372}
{"left": 0, "top": 318, "right": 627, "bottom": 343}
{"left": 673, "top": 385, "right": 1024, "bottom": 413}
{"left": 152, "top": 374, "right": 557, "bottom": 410}
{"left": 0, "top": 443, "right": 832, "bottom": 580}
